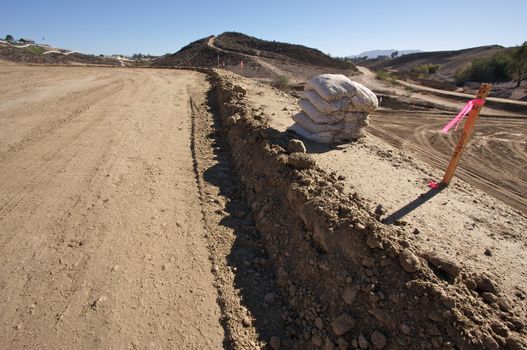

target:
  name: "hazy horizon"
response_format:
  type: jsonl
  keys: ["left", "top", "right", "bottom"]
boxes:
{"left": 1, "top": 0, "right": 526, "bottom": 57}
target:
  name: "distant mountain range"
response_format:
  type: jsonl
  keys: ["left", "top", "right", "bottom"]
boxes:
{"left": 349, "top": 49, "right": 422, "bottom": 59}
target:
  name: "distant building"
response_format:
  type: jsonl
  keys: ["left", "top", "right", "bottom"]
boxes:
{"left": 19, "top": 38, "right": 35, "bottom": 44}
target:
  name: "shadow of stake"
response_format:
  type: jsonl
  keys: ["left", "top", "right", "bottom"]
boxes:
{"left": 382, "top": 182, "right": 446, "bottom": 225}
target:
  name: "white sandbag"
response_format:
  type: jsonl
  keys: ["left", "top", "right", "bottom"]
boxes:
{"left": 298, "top": 99, "right": 345, "bottom": 124}
{"left": 342, "top": 112, "right": 369, "bottom": 125}
{"left": 335, "top": 128, "right": 366, "bottom": 141}
{"left": 301, "top": 90, "right": 351, "bottom": 114}
{"left": 292, "top": 112, "right": 343, "bottom": 133}
{"left": 288, "top": 122, "right": 335, "bottom": 144}
{"left": 305, "top": 74, "right": 378, "bottom": 112}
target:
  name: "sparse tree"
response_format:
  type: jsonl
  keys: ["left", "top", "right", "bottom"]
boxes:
{"left": 5, "top": 34, "right": 14, "bottom": 42}
{"left": 508, "top": 42, "right": 527, "bottom": 87}
{"left": 391, "top": 51, "right": 399, "bottom": 59}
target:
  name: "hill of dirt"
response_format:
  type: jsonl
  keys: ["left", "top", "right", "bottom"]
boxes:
{"left": 0, "top": 43, "right": 121, "bottom": 66}
{"left": 153, "top": 32, "right": 358, "bottom": 82}
{"left": 368, "top": 45, "right": 506, "bottom": 79}
{"left": 213, "top": 32, "right": 353, "bottom": 69}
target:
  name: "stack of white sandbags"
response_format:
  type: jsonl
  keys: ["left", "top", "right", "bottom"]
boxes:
{"left": 289, "top": 74, "right": 378, "bottom": 143}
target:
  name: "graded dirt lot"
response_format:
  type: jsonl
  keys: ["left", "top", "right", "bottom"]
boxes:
{"left": 0, "top": 64, "right": 225, "bottom": 349}
{"left": 2, "top": 61, "right": 526, "bottom": 349}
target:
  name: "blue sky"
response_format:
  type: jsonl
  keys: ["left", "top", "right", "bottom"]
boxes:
{"left": 1, "top": 0, "right": 526, "bottom": 56}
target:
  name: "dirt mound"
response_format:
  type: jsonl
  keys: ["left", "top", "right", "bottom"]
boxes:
{"left": 368, "top": 45, "right": 505, "bottom": 79}
{"left": 207, "top": 69, "right": 526, "bottom": 349}
{"left": 0, "top": 44, "right": 120, "bottom": 66}
{"left": 153, "top": 36, "right": 241, "bottom": 67}
{"left": 153, "top": 32, "right": 357, "bottom": 82}
{"left": 214, "top": 32, "right": 354, "bottom": 70}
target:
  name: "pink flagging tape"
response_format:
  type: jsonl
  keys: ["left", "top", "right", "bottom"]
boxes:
{"left": 441, "top": 99, "right": 485, "bottom": 134}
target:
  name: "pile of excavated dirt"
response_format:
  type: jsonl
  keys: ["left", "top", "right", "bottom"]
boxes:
{"left": 207, "top": 69, "right": 526, "bottom": 349}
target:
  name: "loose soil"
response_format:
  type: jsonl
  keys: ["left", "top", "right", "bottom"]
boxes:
{"left": 2, "top": 61, "right": 526, "bottom": 350}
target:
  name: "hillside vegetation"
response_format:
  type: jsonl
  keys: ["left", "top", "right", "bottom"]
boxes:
{"left": 368, "top": 45, "right": 505, "bottom": 79}
{"left": 454, "top": 42, "right": 527, "bottom": 86}
{"left": 213, "top": 32, "right": 353, "bottom": 69}
{"left": 154, "top": 32, "right": 356, "bottom": 71}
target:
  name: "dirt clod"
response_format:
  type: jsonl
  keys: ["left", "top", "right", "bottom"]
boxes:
{"left": 288, "top": 139, "right": 306, "bottom": 153}
{"left": 399, "top": 323, "right": 411, "bottom": 335}
{"left": 242, "top": 316, "right": 252, "bottom": 327}
{"left": 342, "top": 287, "right": 357, "bottom": 304}
{"left": 399, "top": 249, "right": 421, "bottom": 273}
{"left": 473, "top": 272, "right": 500, "bottom": 294}
{"left": 331, "top": 313, "right": 356, "bottom": 336}
{"left": 491, "top": 321, "right": 510, "bottom": 337}
{"left": 358, "top": 334, "right": 369, "bottom": 349}
{"left": 422, "top": 251, "right": 461, "bottom": 278}
{"left": 270, "top": 335, "right": 281, "bottom": 349}
{"left": 315, "top": 316, "right": 324, "bottom": 330}
{"left": 288, "top": 153, "right": 316, "bottom": 169}
{"left": 370, "top": 330, "right": 387, "bottom": 349}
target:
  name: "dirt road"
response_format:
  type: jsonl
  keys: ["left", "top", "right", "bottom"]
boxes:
{"left": 0, "top": 65, "right": 224, "bottom": 349}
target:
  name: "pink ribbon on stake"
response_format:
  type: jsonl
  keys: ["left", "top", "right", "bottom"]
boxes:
{"left": 441, "top": 99, "right": 485, "bottom": 134}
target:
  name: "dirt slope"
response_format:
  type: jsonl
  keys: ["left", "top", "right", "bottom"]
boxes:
{"left": 0, "top": 65, "right": 224, "bottom": 349}
{"left": 0, "top": 43, "right": 120, "bottom": 66}
{"left": 230, "top": 73, "right": 527, "bottom": 316}
{"left": 153, "top": 32, "right": 357, "bottom": 82}
{"left": 207, "top": 70, "right": 527, "bottom": 349}
{"left": 369, "top": 45, "right": 505, "bottom": 79}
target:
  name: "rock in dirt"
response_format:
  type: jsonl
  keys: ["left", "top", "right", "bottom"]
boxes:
{"left": 366, "top": 235, "right": 383, "bottom": 249}
{"left": 491, "top": 321, "right": 509, "bottom": 337}
{"left": 421, "top": 252, "right": 461, "bottom": 278}
{"left": 288, "top": 153, "right": 316, "bottom": 169}
{"left": 358, "top": 334, "right": 369, "bottom": 349}
{"left": 312, "top": 334, "right": 323, "bottom": 347}
{"left": 288, "top": 139, "right": 306, "bottom": 153}
{"left": 399, "top": 323, "right": 411, "bottom": 335}
{"left": 337, "top": 337, "right": 349, "bottom": 349}
{"left": 399, "top": 249, "right": 421, "bottom": 273}
{"left": 342, "top": 287, "right": 357, "bottom": 304}
{"left": 315, "top": 317, "right": 324, "bottom": 330}
{"left": 482, "top": 292, "right": 498, "bottom": 303}
{"left": 242, "top": 316, "right": 252, "bottom": 327}
{"left": 370, "top": 330, "right": 387, "bottom": 349}
{"left": 270, "top": 335, "right": 281, "bottom": 350}
{"left": 473, "top": 272, "right": 500, "bottom": 294}
{"left": 331, "top": 313, "right": 356, "bottom": 336}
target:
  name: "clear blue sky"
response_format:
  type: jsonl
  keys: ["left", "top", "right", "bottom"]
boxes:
{"left": 1, "top": 0, "right": 526, "bottom": 56}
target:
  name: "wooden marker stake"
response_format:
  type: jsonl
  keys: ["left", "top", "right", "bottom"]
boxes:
{"left": 442, "top": 83, "right": 491, "bottom": 185}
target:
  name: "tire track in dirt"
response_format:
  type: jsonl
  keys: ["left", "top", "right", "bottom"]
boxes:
{"left": 0, "top": 79, "right": 125, "bottom": 224}
{"left": 369, "top": 111, "right": 527, "bottom": 213}
{"left": 0, "top": 67, "right": 225, "bottom": 349}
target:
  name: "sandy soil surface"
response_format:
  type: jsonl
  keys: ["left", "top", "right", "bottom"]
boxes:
{"left": 354, "top": 67, "right": 527, "bottom": 213}
{"left": 219, "top": 71, "right": 527, "bottom": 325}
{"left": 0, "top": 65, "right": 225, "bottom": 349}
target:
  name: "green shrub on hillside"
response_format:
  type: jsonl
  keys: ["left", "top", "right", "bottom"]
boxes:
{"left": 508, "top": 42, "right": 527, "bottom": 87}
{"left": 412, "top": 63, "right": 441, "bottom": 76}
{"left": 25, "top": 46, "right": 46, "bottom": 55}
{"left": 454, "top": 53, "right": 512, "bottom": 85}
{"left": 274, "top": 75, "right": 290, "bottom": 90}
{"left": 376, "top": 69, "right": 399, "bottom": 85}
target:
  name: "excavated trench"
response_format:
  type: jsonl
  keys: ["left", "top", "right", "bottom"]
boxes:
{"left": 204, "top": 69, "right": 526, "bottom": 350}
